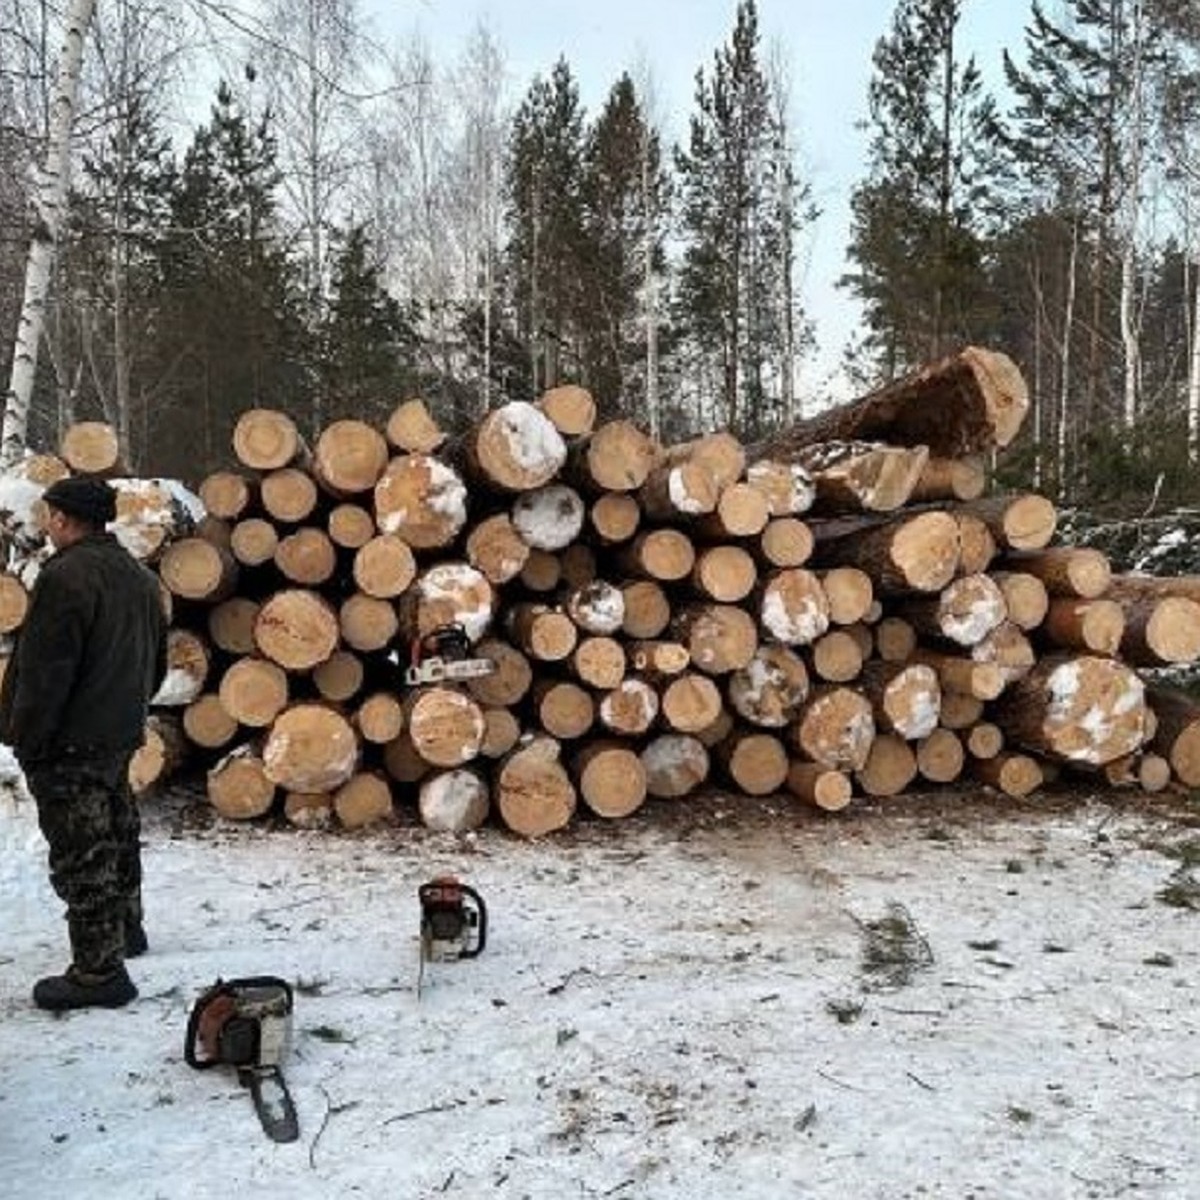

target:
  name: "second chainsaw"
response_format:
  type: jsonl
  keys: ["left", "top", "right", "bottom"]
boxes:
{"left": 404, "top": 623, "right": 495, "bottom": 687}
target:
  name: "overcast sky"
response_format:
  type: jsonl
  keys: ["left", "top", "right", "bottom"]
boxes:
{"left": 365, "top": 1, "right": 1032, "bottom": 397}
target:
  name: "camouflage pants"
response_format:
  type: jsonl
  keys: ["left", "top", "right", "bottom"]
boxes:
{"left": 25, "top": 753, "right": 141, "bottom": 976}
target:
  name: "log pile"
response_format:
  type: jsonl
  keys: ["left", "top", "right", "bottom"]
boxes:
{"left": 5, "top": 347, "right": 1200, "bottom": 832}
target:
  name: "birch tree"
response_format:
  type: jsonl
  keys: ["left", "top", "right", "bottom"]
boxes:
{"left": 2, "top": 0, "right": 97, "bottom": 465}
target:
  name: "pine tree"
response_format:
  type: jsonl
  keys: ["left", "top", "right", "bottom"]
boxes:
{"left": 843, "top": 0, "right": 999, "bottom": 378}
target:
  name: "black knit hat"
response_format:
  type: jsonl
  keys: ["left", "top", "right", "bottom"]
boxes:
{"left": 42, "top": 477, "right": 117, "bottom": 526}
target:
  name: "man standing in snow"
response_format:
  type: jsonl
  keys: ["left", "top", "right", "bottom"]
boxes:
{"left": 0, "top": 477, "right": 167, "bottom": 1011}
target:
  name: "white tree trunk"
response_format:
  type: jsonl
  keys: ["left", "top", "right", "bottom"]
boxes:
{"left": 1190, "top": 245, "right": 1200, "bottom": 465}
{"left": 2, "top": 0, "right": 97, "bottom": 465}
{"left": 1058, "top": 220, "right": 1079, "bottom": 500}
{"left": 1119, "top": 0, "right": 1147, "bottom": 431}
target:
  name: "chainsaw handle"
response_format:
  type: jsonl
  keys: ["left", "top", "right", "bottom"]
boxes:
{"left": 459, "top": 884, "right": 488, "bottom": 958}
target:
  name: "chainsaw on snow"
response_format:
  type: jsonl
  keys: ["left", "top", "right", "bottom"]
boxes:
{"left": 185, "top": 975, "right": 299, "bottom": 1143}
{"left": 417, "top": 876, "right": 488, "bottom": 998}
{"left": 404, "top": 623, "right": 496, "bottom": 687}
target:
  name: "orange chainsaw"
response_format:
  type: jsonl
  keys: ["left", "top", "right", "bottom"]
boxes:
{"left": 404, "top": 624, "right": 495, "bottom": 687}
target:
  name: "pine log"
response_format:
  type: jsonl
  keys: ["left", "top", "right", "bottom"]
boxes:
{"left": 899, "top": 573, "right": 1007, "bottom": 647}
{"left": 629, "top": 640, "right": 690, "bottom": 678}
{"left": 466, "top": 514, "right": 530, "bottom": 585}
{"left": 799, "top": 441, "right": 930, "bottom": 513}
{"left": 374, "top": 454, "right": 467, "bottom": 550}
{"left": 660, "top": 431, "right": 745, "bottom": 490}
{"left": 327, "top": 503, "right": 377, "bottom": 550}
{"left": 939, "top": 691, "right": 985, "bottom": 730}
{"left": 576, "top": 743, "right": 648, "bottom": 818}
{"left": 560, "top": 543, "right": 597, "bottom": 589}
{"left": 153, "top": 628, "right": 210, "bottom": 707}
{"left": 465, "top": 639, "right": 533, "bottom": 707}
{"left": 842, "top": 622, "right": 876, "bottom": 660}
{"left": 908, "top": 455, "right": 987, "bottom": 503}
{"left": 208, "top": 598, "right": 260, "bottom": 656}
{"left": 715, "top": 731, "right": 789, "bottom": 796}
{"left": 312, "top": 649, "right": 364, "bottom": 704}
{"left": 1146, "top": 687, "right": 1200, "bottom": 786}
{"left": 183, "top": 694, "right": 239, "bottom": 750}
{"left": 759, "top": 569, "right": 830, "bottom": 646}
{"left": 954, "top": 494, "right": 1056, "bottom": 551}
{"left": 816, "top": 511, "right": 961, "bottom": 593}
{"left": 219, "top": 657, "right": 289, "bottom": 727}
{"left": 695, "top": 707, "right": 736, "bottom": 748}
{"left": 785, "top": 761, "right": 853, "bottom": 810}
{"left": 229, "top": 518, "right": 279, "bottom": 567}
{"left": 621, "top": 580, "right": 671, "bottom": 639}
{"left": 233, "top": 409, "right": 304, "bottom": 470}
{"left": 1004, "top": 546, "right": 1111, "bottom": 599}
{"left": 1105, "top": 578, "right": 1200, "bottom": 666}
{"left": 275, "top": 527, "right": 337, "bottom": 586}
{"left": 728, "top": 644, "right": 810, "bottom": 728}
{"left": 532, "top": 679, "right": 595, "bottom": 739}
{"left": 599, "top": 678, "right": 660, "bottom": 735}
{"left": 355, "top": 692, "right": 405, "bottom": 745}
{"left": 383, "top": 732, "right": 431, "bottom": 785}
{"left": 915, "top": 727, "right": 965, "bottom": 783}
{"left": 1040, "top": 598, "right": 1124, "bottom": 655}
{"left": 1105, "top": 753, "right": 1171, "bottom": 793}
{"left": 495, "top": 740, "right": 577, "bottom": 837}
{"left": 565, "top": 581, "right": 625, "bottom": 635}
{"left": 759, "top": 517, "right": 814, "bottom": 568}
{"left": 637, "top": 461, "right": 719, "bottom": 520}
{"left": 992, "top": 655, "right": 1145, "bottom": 765}
{"left": 590, "top": 493, "right": 641, "bottom": 544}
{"left": 469, "top": 401, "right": 568, "bottom": 491}
{"left": 332, "top": 772, "right": 394, "bottom": 828}
{"left": 641, "top": 735, "right": 711, "bottom": 798}
{"left": 507, "top": 603, "right": 577, "bottom": 662}
{"left": 285, "top": 793, "right": 336, "bottom": 830}
{"left": 60, "top": 420, "right": 121, "bottom": 475}
{"left": 971, "top": 621, "right": 1036, "bottom": 683}
{"left": 698, "top": 482, "right": 770, "bottom": 538}
{"left": 260, "top": 467, "right": 318, "bottom": 524}
{"left": 520, "top": 548, "right": 561, "bottom": 593}
{"left": 339, "top": 593, "right": 399, "bottom": 653}
{"left": 692, "top": 544, "right": 757, "bottom": 603}
{"left": 313, "top": 419, "right": 389, "bottom": 496}
{"left": 207, "top": 745, "right": 276, "bottom": 819}
{"left": 818, "top": 567, "right": 874, "bottom": 625}
{"left": 855, "top": 733, "right": 918, "bottom": 797}
{"left": 399, "top": 563, "right": 494, "bottom": 644}
{"left": 965, "top": 722, "right": 1004, "bottom": 759}
{"left": 971, "top": 751, "right": 1043, "bottom": 798}
{"left": 792, "top": 687, "right": 875, "bottom": 770}
{"left": 874, "top": 616, "right": 917, "bottom": 663}
{"left": 744, "top": 459, "right": 815, "bottom": 516}
{"left": 129, "top": 714, "right": 188, "bottom": 795}
{"left": 753, "top": 345, "right": 1028, "bottom": 457}
{"left": 512, "top": 484, "right": 586, "bottom": 551}
{"left": 386, "top": 398, "right": 446, "bottom": 454}
{"left": 620, "top": 528, "right": 696, "bottom": 582}
{"left": 256, "top": 589, "right": 341, "bottom": 669}
{"left": 0, "top": 574, "right": 28, "bottom": 633}
{"left": 159, "top": 537, "right": 237, "bottom": 602}
{"left": 954, "top": 513, "right": 998, "bottom": 575}
{"left": 480, "top": 707, "right": 522, "bottom": 759}
{"left": 538, "top": 383, "right": 597, "bottom": 437}
{"left": 859, "top": 661, "right": 941, "bottom": 740}
{"left": 909, "top": 648, "right": 1007, "bottom": 700}
{"left": 660, "top": 673, "right": 724, "bottom": 734}
{"left": 674, "top": 603, "right": 759, "bottom": 674}
{"left": 418, "top": 769, "right": 490, "bottom": 832}
{"left": 109, "top": 479, "right": 192, "bottom": 562}
{"left": 353, "top": 534, "right": 417, "bottom": 599}
{"left": 991, "top": 571, "right": 1050, "bottom": 631}
{"left": 571, "top": 636, "right": 627, "bottom": 690}
{"left": 810, "top": 630, "right": 865, "bottom": 683}
{"left": 404, "top": 687, "right": 486, "bottom": 768}
{"left": 262, "top": 705, "right": 359, "bottom": 792}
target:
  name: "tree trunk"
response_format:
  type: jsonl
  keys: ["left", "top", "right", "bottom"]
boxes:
{"left": 576, "top": 743, "right": 647, "bottom": 818}
{"left": 1146, "top": 686, "right": 1200, "bottom": 786}
{"left": 313, "top": 419, "right": 389, "bottom": 496}
{"left": 334, "top": 772, "right": 394, "bottom": 829}
{"left": 219, "top": 657, "right": 290, "bottom": 728}
{"left": 641, "top": 735, "right": 710, "bottom": 798}
{"left": 727, "top": 645, "right": 810, "bottom": 727}
{"left": 816, "top": 511, "right": 960, "bottom": 593}
{"left": 256, "top": 589, "right": 341, "bottom": 669}
{"left": 233, "top": 409, "right": 305, "bottom": 471}
{"left": 208, "top": 745, "right": 276, "bottom": 820}
{"left": 791, "top": 687, "right": 875, "bottom": 770}
{"left": 261, "top": 468, "right": 319, "bottom": 524}
{"left": 405, "top": 687, "right": 486, "bottom": 767}
{"left": 466, "top": 515, "right": 530, "bottom": 585}
{"left": 855, "top": 734, "right": 917, "bottom": 797}
{"left": 374, "top": 455, "right": 467, "bottom": 549}
{"left": 418, "top": 769, "right": 490, "bottom": 832}
{"left": 495, "top": 739, "right": 576, "bottom": 837}
{"left": 512, "top": 484, "right": 586, "bottom": 551}
{"left": 1003, "top": 547, "right": 1111, "bottom": 599}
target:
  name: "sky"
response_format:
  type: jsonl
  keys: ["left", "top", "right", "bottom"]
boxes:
{"left": 368, "top": 0, "right": 1033, "bottom": 399}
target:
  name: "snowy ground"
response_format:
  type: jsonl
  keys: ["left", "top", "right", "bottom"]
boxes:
{"left": 1, "top": 769, "right": 1198, "bottom": 1199}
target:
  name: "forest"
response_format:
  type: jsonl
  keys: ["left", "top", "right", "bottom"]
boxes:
{"left": 2, "top": 0, "right": 1199, "bottom": 509}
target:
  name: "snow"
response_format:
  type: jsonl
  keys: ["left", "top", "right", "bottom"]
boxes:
{"left": 1, "top": 778, "right": 1197, "bottom": 1198}
{"left": 668, "top": 466, "right": 709, "bottom": 515}
{"left": 942, "top": 593, "right": 1006, "bottom": 647}
{"left": 151, "top": 667, "right": 202, "bottom": 708}
{"left": 496, "top": 402, "right": 567, "bottom": 478}
{"left": 511, "top": 485, "right": 584, "bottom": 551}
{"left": 418, "top": 564, "right": 493, "bottom": 643}
{"left": 761, "top": 585, "right": 829, "bottom": 645}
{"left": 422, "top": 458, "right": 469, "bottom": 525}
{"left": 0, "top": 472, "right": 48, "bottom": 551}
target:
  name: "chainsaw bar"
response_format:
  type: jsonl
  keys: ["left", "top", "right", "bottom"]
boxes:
{"left": 241, "top": 1065, "right": 300, "bottom": 1143}
{"left": 404, "top": 658, "right": 495, "bottom": 686}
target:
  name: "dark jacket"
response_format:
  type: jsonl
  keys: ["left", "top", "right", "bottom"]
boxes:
{"left": 0, "top": 533, "right": 168, "bottom": 764}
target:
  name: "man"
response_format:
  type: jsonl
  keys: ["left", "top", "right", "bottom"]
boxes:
{"left": 0, "top": 476, "right": 168, "bottom": 1011}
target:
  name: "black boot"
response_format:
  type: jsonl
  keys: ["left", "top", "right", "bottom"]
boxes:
{"left": 124, "top": 923, "right": 149, "bottom": 958}
{"left": 33, "top": 964, "right": 138, "bottom": 1011}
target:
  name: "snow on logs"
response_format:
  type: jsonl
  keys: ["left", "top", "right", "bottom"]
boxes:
{"left": 36, "top": 350, "right": 1200, "bottom": 827}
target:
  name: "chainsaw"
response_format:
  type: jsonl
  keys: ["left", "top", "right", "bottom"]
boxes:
{"left": 185, "top": 976, "right": 299, "bottom": 1143}
{"left": 404, "top": 623, "right": 496, "bottom": 687}
{"left": 417, "top": 876, "right": 488, "bottom": 998}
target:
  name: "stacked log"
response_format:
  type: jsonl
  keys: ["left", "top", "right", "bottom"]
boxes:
{"left": 8, "top": 344, "right": 1199, "bottom": 830}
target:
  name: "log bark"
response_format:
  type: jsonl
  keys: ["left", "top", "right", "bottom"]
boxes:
{"left": 512, "top": 484, "right": 586, "bottom": 551}
{"left": 855, "top": 733, "right": 918, "bottom": 797}
{"left": 256, "top": 589, "right": 341, "bottom": 669}
{"left": 208, "top": 745, "right": 276, "bottom": 819}
{"left": 1104, "top": 578, "right": 1200, "bottom": 666}
{"left": 333, "top": 772, "right": 394, "bottom": 829}
{"left": 727, "top": 645, "right": 810, "bottom": 728}
{"left": 374, "top": 455, "right": 467, "bottom": 549}
{"left": 1146, "top": 687, "right": 1200, "bottom": 786}
{"left": 576, "top": 743, "right": 647, "bottom": 818}
{"left": 406, "top": 687, "right": 486, "bottom": 767}
{"left": 816, "top": 511, "right": 961, "bottom": 593}
{"left": 1004, "top": 547, "right": 1111, "bottom": 599}
{"left": 260, "top": 467, "right": 318, "bottom": 524}
{"left": 792, "top": 687, "right": 875, "bottom": 770}
{"left": 660, "top": 673, "right": 724, "bottom": 734}
{"left": 386, "top": 398, "right": 446, "bottom": 454}
{"left": 641, "top": 735, "right": 710, "bottom": 798}
{"left": 992, "top": 655, "right": 1145, "bottom": 765}
{"left": 785, "top": 761, "right": 853, "bottom": 810}
{"left": 1040, "top": 598, "right": 1124, "bottom": 656}
{"left": 313, "top": 419, "right": 389, "bottom": 496}
{"left": 495, "top": 740, "right": 577, "bottom": 837}
{"left": 419, "top": 769, "right": 490, "bottom": 832}
{"left": 219, "top": 657, "right": 289, "bottom": 728}
{"left": 233, "top": 409, "right": 304, "bottom": 470}
{"left": 954, "top": 494, "right": 1056, "bottom": 551}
